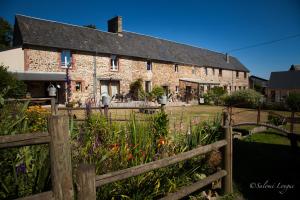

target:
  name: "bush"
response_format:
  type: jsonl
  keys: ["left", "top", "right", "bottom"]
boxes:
{"left": 0, "top": 65, "right": 26, "bottom": 98}
{"left": 204, "top": 87, "right": 227, "bottom": 105}
{"left": 148, "top": 86, "right": 165, "bottom": 101}
{"left": 286, "top": 92, "right": 300, "bottom": 112}
{"left": 129, "top": 78, "right": 144, "bottom": 100}
{"left": 268, "top": 114, "right": 287, "bottom": 126}
{"left": 224, "top": 89, "right": 262, "bottom": 108}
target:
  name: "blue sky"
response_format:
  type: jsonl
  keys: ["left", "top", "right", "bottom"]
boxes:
{"left": 2, "top": 0, "right": 300, "bottom": 79}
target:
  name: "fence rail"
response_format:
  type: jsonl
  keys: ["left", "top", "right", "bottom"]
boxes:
{"left": 0, "top": 132, "right": 50, "bottom": 149}
{"left": 95, "top": 140, "right": 227, "bottom": 187}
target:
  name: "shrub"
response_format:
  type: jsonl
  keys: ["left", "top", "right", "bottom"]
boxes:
{"left": 148, "top": 86, "right": 165, "bottom": 101}
{"left": 286, "top": 92, "right": 300, "bottom": 112}
{"left": 268, "top": 114, "right": 287, "bottom": 126}
{"left": 129, "top": 78, "right": 144, "bottom": 100}
{"left": 0, "top": 65, "right": 26, "bottom": 98}
{"left": 224, "top": 89, "right": 262, "bottom": 108}
{"left": 204, "top": 87, "right": 227, "bottom": 105}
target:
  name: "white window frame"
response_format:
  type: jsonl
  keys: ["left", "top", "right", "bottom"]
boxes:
{"left": 61, "top": 50, "right": 72, "bottom": 69}
{"left": 110, "top": 55, "right": 119, "bottom": 71}
{"left": 147, "top": 61, "right": 152, "bottom": 71}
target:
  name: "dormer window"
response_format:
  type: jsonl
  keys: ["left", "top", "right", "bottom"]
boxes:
{"left": 212, "top": 68, "right": 215, "bottom": 75}
{"left": 174, "top": 64, "right": 179, "bottom": 72}
{"left": 147, "top": 61, "right": 152, "bottom": 71}
{"left": 205, "top": 67, "right": 208, "bottom": 76}
{"left": 244, "top": 72, "right": 247, "bottom": 79}
{"left": 236, "top": 71, "right": 239, "bottom": 78}
{"left": 61, "top": 50, "right": 72, "bottom": 68}
{"left": 110, "top": 55, "right": 119, "bottom": 71}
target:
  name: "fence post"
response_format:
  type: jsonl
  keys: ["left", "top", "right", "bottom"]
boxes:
{"left": 77, "top": 163, "right": 96, "bottom": 200}
{"left": 50, "top": 98, "right": 56, "bottom": 115}
{"left": 222, "top": 111, "right": 228, "bottom": 126}
{"left": 223, "top": 125, "right": 233, "bottom": 194}
{"left": 290, "top": 111, "right": 298, "bottom": 151}
{"left": 257, "top": 105, "right": 261, "bottom": 124}
{"left": 48, "top": 115, "right": 74, "bottom": 200}
{"left": 104, "top": 105, "right": 109, "bottom": 119}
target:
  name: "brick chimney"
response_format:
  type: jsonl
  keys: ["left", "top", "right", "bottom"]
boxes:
{"left": 108, "top": 16, "right": 122, "bottom": 34}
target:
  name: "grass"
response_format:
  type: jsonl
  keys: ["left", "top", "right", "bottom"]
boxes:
{"left": 233, "top": 132, "right": 300, "bottom": 200}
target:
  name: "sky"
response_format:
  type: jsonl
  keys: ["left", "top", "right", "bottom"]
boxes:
{"left": 1, "top": 0, "right": 300, "bottom": 79}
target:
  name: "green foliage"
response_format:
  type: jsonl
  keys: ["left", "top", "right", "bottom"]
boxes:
{"left": 0, "top": 102, "right": 50, "bottom": 199}
{"left": 0, "top": 17, "right": 12, "bottom": 49}
{"left": 151, "top": 111, "right": 169, "bottom": 139}
{"left": 147, "top": 86, "right": 165, "bottom": 101}
{"left": 129, "top": 78, "right": 144, "bottom": 100}
{"left": 71, "top": 112, "right": 222, "bottom": 199}
{"left": 187, "top": 114, "right": 222, "bottom": 150}
{"left": 286, "top": 92, "right": 300, "bottom": 111}
{"left": 267, "top": 114, "right": 287, "bottom": 126}
{"left": 224, "top": 89, "right": 262, "bottom": 108}
{"left": 0, "top": 65, "right": 27, "bottom": 98}
{"left": 204, "top": 87, "right": 227, "bottom": 105}
{"left": 254, "top": 83, "right": 264, "bottom": 94}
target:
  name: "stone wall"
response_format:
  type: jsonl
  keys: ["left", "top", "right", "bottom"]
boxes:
{"left": 24, "top": 47, "right": 249, "bottom": 103}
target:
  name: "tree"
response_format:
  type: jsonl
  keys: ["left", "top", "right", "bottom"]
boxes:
{"left": 286, "top": 93, "right": 300, "bottom": 112}
{"left": 84, "top": 24, "right": 97, "bottom": 29}
{"left": 0, "top": 17, "right": 13, "bottom": 49}
{"left": 0, "top": 65, "right": 26, "bottom": 98}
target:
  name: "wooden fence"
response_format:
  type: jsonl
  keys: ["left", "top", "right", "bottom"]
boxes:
{"left": 75, "top": 112, "right": 233, "bottom": 200}
{"left": 0, "top": 107, "right": 233, "bottom": 199}
{"left": 0, "top": 115, "right": 73, "bottom": 200}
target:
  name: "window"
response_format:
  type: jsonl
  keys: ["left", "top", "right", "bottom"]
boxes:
{"left": 175, "top": 86, "right": 179, "bottom": 93}
{"left": 244, "top": 72, "right": 247, "bottom": 79}
{"left": 61, "top": 50, "right": 72, "bottom": 68}
{"left": 192, "top": 67, "right": 195, "bottom": 74}
{"left": 229, "top": 86, "right": 232, "bottom": 91}
{"left": 212, "top": 68, "right": 215, "bottom": 75}
{"left": 224, "top": 85, "right": 227, "bottom": 91}
{"left": 236, "top": 71, "right": 239, "bottom": 78}
{"left": 174, "top": 64, "right": 179, "bottom": 72}
{"left": 239, "top": 86, "right": 242, "bottom": 90}
{"left": 219, "top": 69, "right": 222, "bottom": 77}
{"left": 110, "top": 55, "right": 119, "bottom": 71}
{"left": 75, "top": 82, "right": 82, "bottom": 92}
{"left": 205, "top": 67, "right": 208, "bottom": 76}
{"left": 147, "top": 61, "right": 152, "bottom": 71}
{"left": 234, "top": 86, "right": 237, "bottom": 91}
{"left": 243, "top": 86, "right": 246, "bottom": 90}
{"left": 145, "top": 81, "right": 152, "bottom": 93}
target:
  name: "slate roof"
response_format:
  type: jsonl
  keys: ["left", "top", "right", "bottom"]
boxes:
{"left": 14, "top": 15, "right": 249, "bottom": 72}
{"left": 268, "top": 71, "right": 300, "bottom": 89}
{"left": 290, "top": 64, "right": 300, "bottom": 71}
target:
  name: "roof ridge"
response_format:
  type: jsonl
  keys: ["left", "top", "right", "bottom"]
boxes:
{"left": 123, "top": 30, "right": 228, "bottom": 57}
{"left": 15, "top": 14, "right": 118, "bottom": 35}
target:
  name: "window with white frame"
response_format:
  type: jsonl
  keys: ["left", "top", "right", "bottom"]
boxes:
{"left": 147, "top": 61, "right": 152, "bottom": 71}
{"left": 110, "top": 55, "right": 119, "bottom": 71}
{"left": 61, "top": 50, "right": 72, "bottom": 68}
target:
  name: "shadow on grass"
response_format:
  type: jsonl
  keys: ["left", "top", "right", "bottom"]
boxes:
{"left": 233, "top": 139, "right": 300, "bottom": 200}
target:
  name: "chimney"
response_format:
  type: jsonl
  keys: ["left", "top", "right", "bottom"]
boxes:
{"left": 107, "top": 16, "right": 122, "bottom": 34}
{"left": 225, "top": 53, "right": 230, "bottom": 63}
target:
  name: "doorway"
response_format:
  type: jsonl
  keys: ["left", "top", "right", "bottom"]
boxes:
{"left": 100, "top": 80, "right": 120, "bottom": 97}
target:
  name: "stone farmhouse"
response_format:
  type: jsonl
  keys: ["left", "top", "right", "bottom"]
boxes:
{"left": 267, "top": 65, "right": 300, "bottom": 102}
{"left": 0, "top": 15, "right": 249, "bottom": 104}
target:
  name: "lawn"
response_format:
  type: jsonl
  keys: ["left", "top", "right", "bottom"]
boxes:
{"left": 58, "top": 104, "right": 300, "bottom": 133}
{"left": 233, "top": 132, "right": 300, "bottom": 200}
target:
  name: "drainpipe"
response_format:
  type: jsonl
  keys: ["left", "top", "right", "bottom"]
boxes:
{"left": 93, "top": 52, "right": 97, "bottom": 103}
